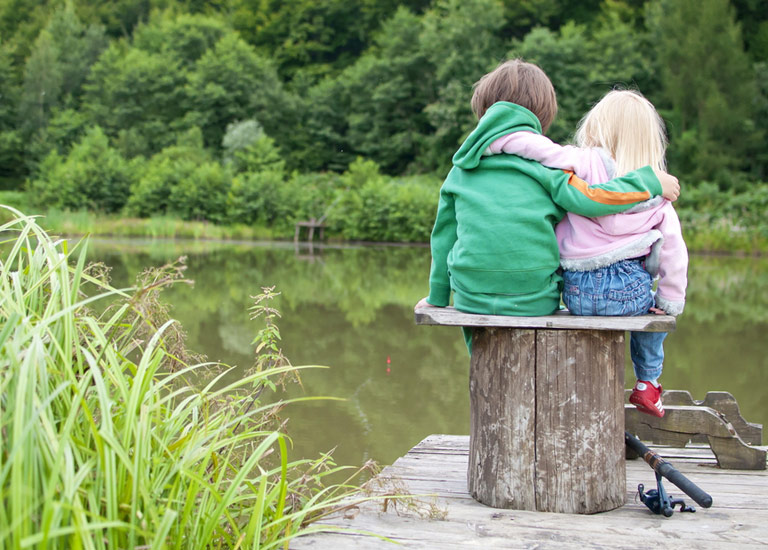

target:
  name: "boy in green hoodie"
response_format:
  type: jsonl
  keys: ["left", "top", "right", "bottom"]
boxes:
{"left": 416, "top": 59, "right": 680, "bottom": 323}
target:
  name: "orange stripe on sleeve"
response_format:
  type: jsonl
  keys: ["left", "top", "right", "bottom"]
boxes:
{"left": 564, "top": 170, "right": 651, "bottom": 205}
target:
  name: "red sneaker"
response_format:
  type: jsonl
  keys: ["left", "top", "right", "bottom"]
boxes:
{"left": 630, "top": 381, "right": 665, "bottom": 418}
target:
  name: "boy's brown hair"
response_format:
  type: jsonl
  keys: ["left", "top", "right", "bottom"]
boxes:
{"left": 471, "top": 59, "right": 557, "bottom": 133}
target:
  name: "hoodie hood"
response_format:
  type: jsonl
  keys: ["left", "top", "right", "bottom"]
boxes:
{"left": 452, "top": 102, "right": 542, "bottom": 170}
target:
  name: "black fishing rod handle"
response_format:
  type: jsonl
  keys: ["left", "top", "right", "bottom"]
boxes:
{"left": 658, "top": 464, "right": 713, "bottom": 508}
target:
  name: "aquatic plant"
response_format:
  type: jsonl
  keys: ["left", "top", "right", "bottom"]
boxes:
{"left": 0, "top": 206, "right": 370, "bottom": 549}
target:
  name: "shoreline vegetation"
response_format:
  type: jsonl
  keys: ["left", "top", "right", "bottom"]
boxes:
{"left": 1, "top": 183, "right": 767, "bottom": 256}
{"left": 0, "top": 207, "right": 399, "bottom": 548}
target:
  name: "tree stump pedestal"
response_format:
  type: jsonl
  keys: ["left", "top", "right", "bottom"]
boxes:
{"left": 415, "top": 306, "right": 675, "bottom": 514}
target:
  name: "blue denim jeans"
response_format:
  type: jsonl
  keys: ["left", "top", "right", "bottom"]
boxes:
{"left": 562, "top": 259, "right": 666, "bottom": 382}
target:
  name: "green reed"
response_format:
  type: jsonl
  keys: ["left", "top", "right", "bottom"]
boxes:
{"left": 0, "top": 207, "right": 372, "bottom": 549}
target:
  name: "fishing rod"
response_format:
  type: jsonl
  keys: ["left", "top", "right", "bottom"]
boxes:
{"left": 625, "top": 431, "right": 713, "bottom": 517}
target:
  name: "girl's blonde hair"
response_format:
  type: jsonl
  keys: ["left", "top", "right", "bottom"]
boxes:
{"left": 575, "top": 90, "right": 667, "bottom": 176}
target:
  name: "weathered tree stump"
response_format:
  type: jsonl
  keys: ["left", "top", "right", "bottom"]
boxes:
{"left": 415, "top": 306, "right": 676, "bottom": 514}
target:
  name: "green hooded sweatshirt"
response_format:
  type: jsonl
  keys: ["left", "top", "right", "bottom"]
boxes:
{"left": 427, "top": 101, "right": 662, "bottom": 316}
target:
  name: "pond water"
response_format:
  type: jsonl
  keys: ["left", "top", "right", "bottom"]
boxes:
{"left": 88, "top": 239, "right": 768, "bottom": 470}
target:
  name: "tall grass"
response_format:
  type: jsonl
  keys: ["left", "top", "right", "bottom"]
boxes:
{"left": 36, "top": 209, "right": 277, "bottom": 241}
{"left": 0, "top": 207, "right": 372, "bottom": 548}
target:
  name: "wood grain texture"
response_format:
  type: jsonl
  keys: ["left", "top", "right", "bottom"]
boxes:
{"left": 534, "top": 330, "right": 626, "bottom": 513}
{"left": 291, "top": 434, "right": 768, "bottom": 550}
{"left": 414, "top": 306, "right": 675, "bottom": 332}
{"left": 625, "top": 405, "right": 767, "bottom": 470}
{"left": 468, "top": 328, "right": 536, "bottom": 508}
{"left": 468, "top": 328, "right": 626, "bottom": 513}
{"left": 653, "top": 390, "right": 763, "bottom": 445}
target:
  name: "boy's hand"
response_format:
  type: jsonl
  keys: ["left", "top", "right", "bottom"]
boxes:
{"left": 656, "top": 171, "right": 680, "bottom": 202}
{"left": 414, "top": 297, "right": 433, "bottom": 310}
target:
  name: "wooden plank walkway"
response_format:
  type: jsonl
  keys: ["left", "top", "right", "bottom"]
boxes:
{"left": 291, "top": 434, "right": 768, "bottom": 549}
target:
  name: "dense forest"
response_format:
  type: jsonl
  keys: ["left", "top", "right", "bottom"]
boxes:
{"left": 0, "top": 0, "right": 766, "bottom": 247}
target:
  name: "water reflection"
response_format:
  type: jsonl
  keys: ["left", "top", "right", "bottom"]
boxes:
{"left": 88, "top": 239, "right": 768, "bottom": 469}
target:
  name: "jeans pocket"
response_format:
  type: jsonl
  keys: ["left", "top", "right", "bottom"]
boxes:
{"left": 607, "top": 275, "right": 648, "bottom": 301}
{"left": 606, "top": 284, "right": 653, "bottom": 315}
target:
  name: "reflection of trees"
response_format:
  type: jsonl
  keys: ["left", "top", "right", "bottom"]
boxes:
{"left": 684, "top": 255, "right": 768, "bottom": 326}
{"left": 88, "top": 241, "right": 468, "bottom": 466}
{"left": 87, "top": 241, "right": 768, "bottom": 462}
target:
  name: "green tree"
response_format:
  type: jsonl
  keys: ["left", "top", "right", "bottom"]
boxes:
{"left": 19, "top": 3, "right": 107, "bottom": 134}
{"left": 648, "top": 0, "right": 759, "bottom": 186}
{"left": 183, "top": 31, "right": 286, "bottom": 150}
{"left": 131, "top": 11, "right": 228, "bottom": 66}
{"left": 82, "top": 12, "right": 288, "bottom": 158}
{"left": 168, "top": 159, "right": 231, "bottom": 222}
{"left": 83, "top": 42, "right": 189, "bottom": 157}
{"left": 0, "top": 45, "right": 24, "bottom": 188}
{"left": 751, "top": 61, "right": 768, "bottom": 180}
{"left": 126, "top": 125, "right": 234, "bottom": 223}
{"left": 511, "top": 14, "right": 652, "bottom": 144}
{"left": 417, "top": 0, "right": 506, "bottom": 172}
{"left": 19, "top": 29, "right": 62, "bottom": 134}
{"left": 500, "top": 0, "right": 603, "bottom": 38}
{"left": 334, "top": 7, "right": 435, "bottom": 174}
{"left": 75, "top": 0, "right": 156, "bottom": 38}
{"left": 228, "top": 0, "right": 431, "bottom": 82}
{"left": 298, "top": 0, "right": 505, "bottom": 175}
{"left": 731, "top": 0, "right": 768, "bottom": 61}
{"left": 228, "top": 169, "right": 288, "bottom": 226}
{"left": 0, "top": 0, "right": 51, "bottom": 66}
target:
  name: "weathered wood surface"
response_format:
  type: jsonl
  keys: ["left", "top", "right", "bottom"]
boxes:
{"left": 468, "top": 327, "right": 626, "bottom": 513}
{"left": 533, "top": 329, "right": 625, "bottom": 512}
{"left": 626, "top": 405, "right": 767, "bottom": 470}
{"left": 540, "top": 329, "right": 626, "bottom": 512}
{"left": 627, "top": 389, "right": 763, "bottom": 446}
{"left": 414, "top": 305, "right": 675, "bottom": 332}
{"left": 468, "top": 328, "right": 536, "bottom": 509}
{"left": 291, "top": 434, "right": 768, "bottom": 550}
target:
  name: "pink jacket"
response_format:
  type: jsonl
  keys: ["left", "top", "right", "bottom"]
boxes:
{"left": 486, "top": 132, "right": 688, "bottom": 315}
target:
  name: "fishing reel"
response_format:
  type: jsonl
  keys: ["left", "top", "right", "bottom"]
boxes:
{"left": 638, "top": 472, "right": 696, "bottom": 517}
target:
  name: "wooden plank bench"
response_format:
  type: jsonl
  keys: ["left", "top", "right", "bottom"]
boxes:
{"left": 415, "top": 305, "right": 676, "bottom": 514}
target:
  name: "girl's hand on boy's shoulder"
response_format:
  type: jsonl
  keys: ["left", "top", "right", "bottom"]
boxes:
{"left": 655, "top": 170, "right": 680, "bottom": 202}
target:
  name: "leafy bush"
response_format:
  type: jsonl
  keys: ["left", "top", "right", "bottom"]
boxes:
{"left": 127, "top": 131, "right": 232, "bottom": 223}
{"left": 167, "top": 160, "right": 232, "bottom": 223}
{"left": 676, "top": 181, "right": 768, "bottom": 253}
{"left": 285, "top": 171, "right": 343, "bottom": 222}
{"left": 228, "top": 169, "right": 290, "bottom": 227}
{"left": 27, "top": 126, "right": 137, "bottom": 212}
{"left": 327, "top": 159, "right": 439, "bottom": 242}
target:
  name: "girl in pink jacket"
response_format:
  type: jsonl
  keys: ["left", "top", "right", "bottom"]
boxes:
{"left": 486, "top": 90, "right": 688, "bottom": 418}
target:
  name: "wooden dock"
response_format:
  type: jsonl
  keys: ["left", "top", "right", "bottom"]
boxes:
{"left": 291, "top": 434, "right": 768, "bottom": 549}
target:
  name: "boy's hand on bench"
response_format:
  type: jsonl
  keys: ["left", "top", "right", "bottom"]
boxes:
{"left": 414, "top": 297, "right": 435, "bottom": 310}
{"left": 656, "top": 170, "right": 680, "bottom": 202}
